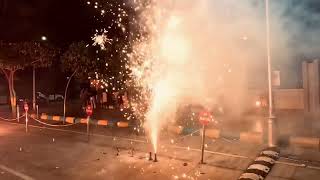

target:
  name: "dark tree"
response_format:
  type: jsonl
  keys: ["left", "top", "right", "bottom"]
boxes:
{"left": 0, "top": 41, "right": 57, "bottom": 115}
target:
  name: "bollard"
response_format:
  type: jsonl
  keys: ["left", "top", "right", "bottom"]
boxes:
{"left": 148, "top": 152, "right": 153, "bottom": 161}
{"left": 87, "top": 116, "right": 90, "bottom": 142}
{"left": 199, "top": 109, "right": 211, "bottom": 164}
{"left": 85, "top": 105, "right": 93, "bottom": 142}
{"left": 153, "top": 153, "right": 158, "bottom": 162}
{"left": 25, "top": 110, "right": 28, "bottom": 133}
{"left": 24, "top": 102, "right": 29, "bottom": 133}
{"left": 36, "top": 105, "right": 39, "bottom": 119}
{"left": 200, "top": 124, "right": 206, "bottom": 164}
{"left": 17, "top": 106, "right": 20, "bottom": 122}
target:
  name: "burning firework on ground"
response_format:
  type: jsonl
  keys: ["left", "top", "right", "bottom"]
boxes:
{"left": 86, "top": 0, "right": 258, "bottom": 155}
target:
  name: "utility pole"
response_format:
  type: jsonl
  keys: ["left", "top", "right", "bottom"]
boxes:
{"left": 33, "top": 66, "right": 36, "bottom": 110}
{"left": 265, "top": 0, "right": 276, "bottom": 147}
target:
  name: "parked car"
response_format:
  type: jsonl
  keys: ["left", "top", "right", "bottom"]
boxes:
{"left": 36, "top": 92, "right": 64, "bottom": 102}
{"left": 48, "top": 94, "right": 64, "bottom": 101}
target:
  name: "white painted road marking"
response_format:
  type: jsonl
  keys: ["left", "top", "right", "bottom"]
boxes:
{"left": 0, "top": 164, "right": 34, "bottom": 180}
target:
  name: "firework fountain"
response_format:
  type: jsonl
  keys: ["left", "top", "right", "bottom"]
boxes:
{"left": 128, "top": 0, "right": 252, "bottom": 154}
{"left": 87, "top": 0, "right": 299, "bottom": 163}
{"left": 88, "top": 0, "right": 291, "bottom": 157}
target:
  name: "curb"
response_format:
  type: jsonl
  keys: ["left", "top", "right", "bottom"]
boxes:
{"left": 288, "top": 136, "right": 320, "bottom": 150}
{"left": 168, "top": 125, "right": 263, "bottom": 144}
{"left": 30, "top": 114, "right": 133, "bottom": 128}
{"left": 168, "top": 125, "right": 320, "bottom": 149}
{"left": 239, "top": 147, "right": 280, "bottom": 180}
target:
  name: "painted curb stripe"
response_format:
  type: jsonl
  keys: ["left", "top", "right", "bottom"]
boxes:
{"left": 260, "top": 150, "right": 279, "bottom": 159}
{"left": 40, "top": 115, "right": 48, "bottom": 120}
{"left": 65, "top": 117, "right": 75, "bottom": 124}
{"left": 245, "top": 168, "right": 268, "bottom": 178}
{"left": 80, "top": 118, "right": 88, "bottom": 124}
{"left": 117, "top": 121, "right": 129, "bottom": 128}
{"left": 52, "top": 116, "right": 61, "bottom": 121}
{"left": 238, "top": 148, "right": 280, "bottom": 180}
{"left": 97, "top": 120, "right": 108, "bottom": 126}
{"left": 168, "top": 126, "right": 320, "bottom": 151}
{"left": 239, "top": 173, "right": 263, "bottom": 180}
{"left": 36, "top": 114, "right": 136, "bottom": 128}
{"left": 252, "top": 160, "right": 273, "bottom": 169}
{"left": 248, "top": 164, "right": 270, "bottom": 174}
{"left": 255, "top": 156, "right": 275, "bottom": 164}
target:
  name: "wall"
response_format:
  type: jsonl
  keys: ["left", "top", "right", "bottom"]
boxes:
{"left": 273, "top": 89, "right": 304, "bottom": 109}
{"left": 247, "top": 88, "right": 304, "bottom": 110}
{"left": 0, "top": 96, "right": 7, "bottom": 104}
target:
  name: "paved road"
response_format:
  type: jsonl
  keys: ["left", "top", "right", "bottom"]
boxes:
{"left": 1, "top": 120, "right": 320, "bottom": 180}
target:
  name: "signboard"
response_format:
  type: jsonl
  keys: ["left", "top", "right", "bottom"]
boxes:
{"left": 24, "top": 102, "right": 29, "bottom": 112}
{"left": 199, "top": 110, "right": 212, "bottom": 126}
{"left": 272, "top": 70, "right": 280, "bottom": 86}
{"left": 86, "top": 105, "right": 93, "bottom": 116}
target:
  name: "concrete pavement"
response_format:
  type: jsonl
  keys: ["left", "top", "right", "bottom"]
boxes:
{"left": 1, "top": 120, "right": 320, "bottom": 179}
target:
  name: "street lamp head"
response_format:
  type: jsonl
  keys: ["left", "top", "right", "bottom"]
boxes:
{"left": 41, "top": 36, "right": 47, "bottom": 41}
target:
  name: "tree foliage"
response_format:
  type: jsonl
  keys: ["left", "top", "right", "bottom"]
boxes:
{"left": 0, "top": 41, "right": 58, "bottom": 114}
{"left": 61, "top": 41, "right": 110, "bottom": 80}
{"left": 61, "top": 0, "right": 138, "bottom": 91}
{"left": 0, "top": 41, "right": 57, "bottom": 69}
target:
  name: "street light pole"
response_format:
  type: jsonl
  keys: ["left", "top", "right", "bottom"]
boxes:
{"left": 33, "top": 66, "right": 36, "bottom": 110}
{"left": 63, "top": 69, "right": 77, "bottom": 123}
{"left": 265, "top": 0, "right": 276, "bottom": 147}
{"left": 32, "top": 36, "right": 47, "bottom": 111}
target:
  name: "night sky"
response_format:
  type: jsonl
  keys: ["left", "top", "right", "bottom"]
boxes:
{"left": 0, "top": 0, "right": 320, "bottom": 90}
{"left": 1, "top": 0, "right": 320, "bottom": 47}
{"left": 0, "top": 0, "right": 94, "bottom": 46}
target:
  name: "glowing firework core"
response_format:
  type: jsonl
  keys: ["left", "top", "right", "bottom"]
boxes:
{"left": 129, "top": 0, "right": 250, "bottom": 154}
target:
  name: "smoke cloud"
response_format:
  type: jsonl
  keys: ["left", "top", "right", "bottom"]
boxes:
{"left": 128, "top": 0, "right": 320, "bottom": 150}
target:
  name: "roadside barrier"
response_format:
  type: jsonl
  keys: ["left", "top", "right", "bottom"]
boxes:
{"left": 5, "top": 112, "right": 320, "bottom": 151}
{"left": 117, "top": 121, "right": 129, "bottom": 128}
{"left": 239, "top": 147, "right": 279, "bottom": 180}
{"left": 169, "top": 125, "right": 320, "bottom": 151}
{"left": 28, "top": 115, "right": 80, "bottom": 127}
{"left": 169, "top": 125, "right": 263, "bottom": 144}
{"left": 33, "top": 114, "right": 135, "bottom": 128}
{"left": 0, "top": 114, "right": 25, "bottom": 121}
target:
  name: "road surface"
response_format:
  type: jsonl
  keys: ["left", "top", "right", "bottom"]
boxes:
{"left": 1, "top": 120, "right": 320, "bottom": 180}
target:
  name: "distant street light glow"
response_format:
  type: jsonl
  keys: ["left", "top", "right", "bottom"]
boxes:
{"left": 255, "top": 100, "right": 262, "bottom": 107}
{"left": 41, "top": 36, "right": 47, "bottom": 41}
